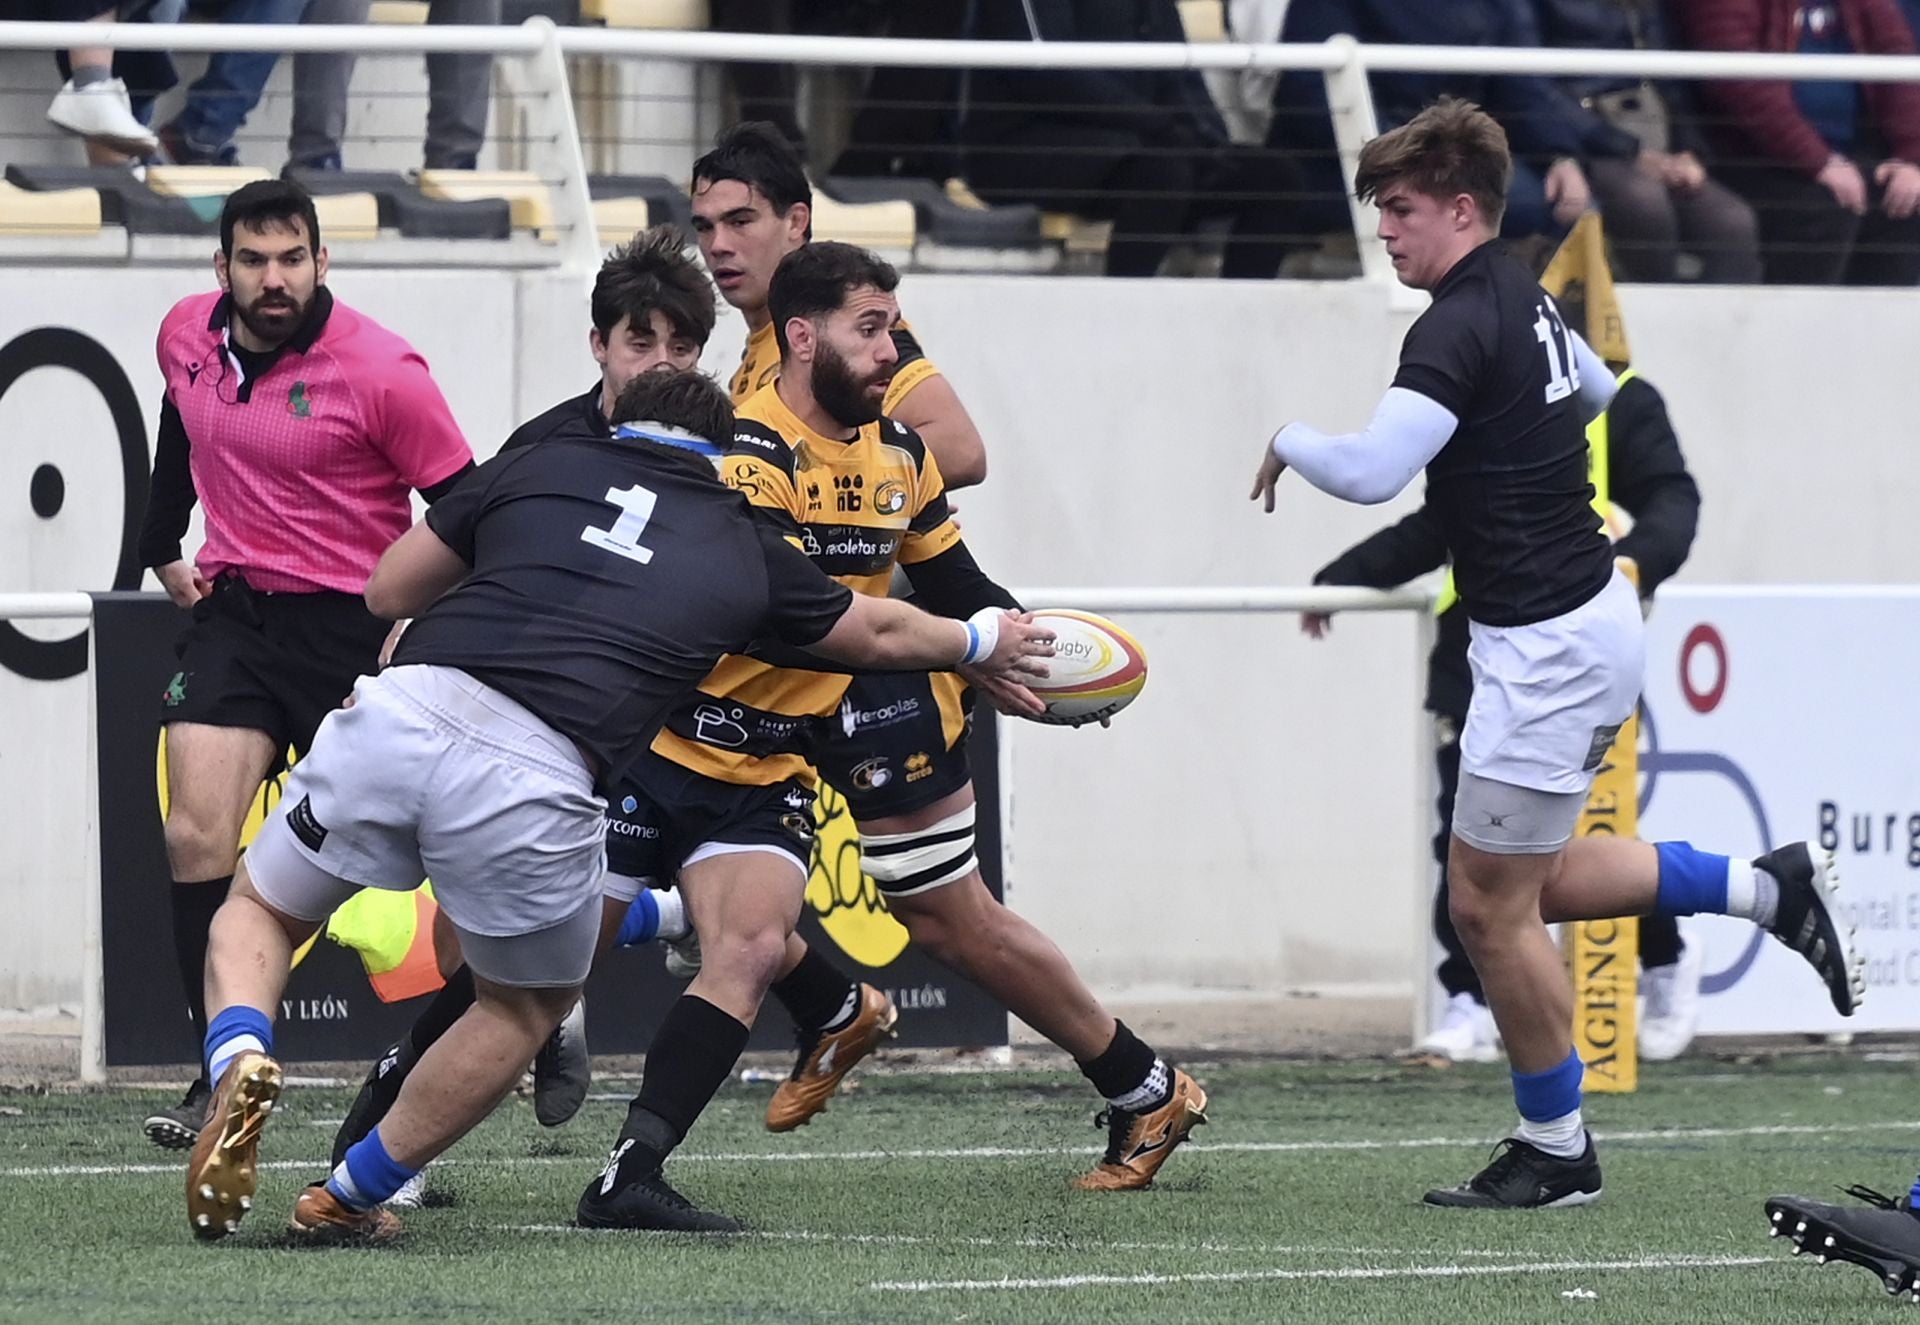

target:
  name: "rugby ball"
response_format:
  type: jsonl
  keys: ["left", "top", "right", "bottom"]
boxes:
{"left": 1023, "top": 609, "right": 1148, "bottom": 727}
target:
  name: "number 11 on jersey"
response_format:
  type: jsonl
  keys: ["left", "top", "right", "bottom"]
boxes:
{"left": 1534, "top": 299, "right": 1581, "bottom": 405}
{"left": 582, "top": 483, "right": 659, "bottom": 565}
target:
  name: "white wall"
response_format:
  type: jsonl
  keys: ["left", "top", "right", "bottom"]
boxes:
{"left": 3, "top": 267, "right": 1916, "bottom": 1008}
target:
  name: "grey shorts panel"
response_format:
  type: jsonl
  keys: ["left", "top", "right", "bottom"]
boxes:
{"left": 452, "top": 893, "right": 602, "bottom": 989}
{"left": 244, "top": 811, "right": 365, "bottom": 921}
{"left": 1451, "top": 771, "right": 1588, "bottom": 855}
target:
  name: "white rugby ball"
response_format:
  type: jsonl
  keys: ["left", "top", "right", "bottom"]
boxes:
{"left": 1023, "top": 609, "right": 1149, "bottom": 727}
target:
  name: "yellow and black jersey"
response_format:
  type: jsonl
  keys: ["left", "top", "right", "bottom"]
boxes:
{"left": 649, "top": 383, "right": 963, "bottom": 787}
{"left": 728, "top": 318, "right": 941, "bottom": 410}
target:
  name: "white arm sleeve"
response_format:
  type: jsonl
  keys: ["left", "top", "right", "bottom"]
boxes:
{"left": 1269, "top": 387, "right": 1459, "bottom": 506}
{"left": 1569, "top": 331, "right": 1617, "bottom": 424}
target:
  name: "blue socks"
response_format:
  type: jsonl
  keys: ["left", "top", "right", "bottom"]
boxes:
{"left": 1655, "top": 841, "right": 1731, "bottom": 916}
{"left": 615, "top": 890, "right": 662, "bottom": 948}
{"left": 204, "top": 1005, "right": 273, "bottom": 1084}
{"left": 1511, "top": 1050, "right": 1586, "bottom": 1159}
{"left": 327, "top": 1126, "right": 418, "bottom": 1211}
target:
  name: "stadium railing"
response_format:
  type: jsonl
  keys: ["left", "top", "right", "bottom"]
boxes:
{"left": 5, "top": 23, "right": 1920, "bottom": 277}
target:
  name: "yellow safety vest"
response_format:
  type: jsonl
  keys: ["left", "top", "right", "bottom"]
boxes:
{"left": 1432, "top": 367, "right": 1637, "bottom": 616}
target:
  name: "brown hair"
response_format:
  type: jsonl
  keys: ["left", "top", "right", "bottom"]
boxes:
{"left": 1353, "top": 97, "right": 1511, "bottom": 229}
{"left": 592, "top": 224, "right": 718, "bottom": 347}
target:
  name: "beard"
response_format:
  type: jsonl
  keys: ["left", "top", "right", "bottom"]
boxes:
{"left": 811, "top": 341, "right": 888, "bottom": 429}
{"left": 235, "top": 289, "right": 310, "bottom": 346}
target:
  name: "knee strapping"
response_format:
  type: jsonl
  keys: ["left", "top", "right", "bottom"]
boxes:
{"left": 860, "top": 805, "right": 977, "bottom": 895}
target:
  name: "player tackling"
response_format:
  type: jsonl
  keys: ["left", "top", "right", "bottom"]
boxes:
{"left": 1249, "top": 98, "right": 1864, "bottom": 1209}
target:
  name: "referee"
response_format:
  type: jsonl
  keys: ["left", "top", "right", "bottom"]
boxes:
{"left": 137, "top": 179, "right": 475, "bottom": 1149}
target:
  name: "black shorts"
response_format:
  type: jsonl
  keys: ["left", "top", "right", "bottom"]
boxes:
{"left": 810, "top": 670, "right": 972, "bottom": 821}
{"left": 602, "top": 750, "right": 818, "bottom": 892}
{"left": 158, "top": 574, "right": 388, "bottom": 773}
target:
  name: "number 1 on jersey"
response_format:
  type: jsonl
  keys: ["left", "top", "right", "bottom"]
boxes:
{"left": 1534, "top": 300, "right": 1580, "bottom": 405}
{"left": 582, "top": 483, "right": 659, "bottom": 565}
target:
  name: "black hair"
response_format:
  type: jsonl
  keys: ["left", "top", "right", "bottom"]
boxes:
{"left": 690, "top": 121, "right": 812, "bottom": 220}
{"left": 609, "top": 368, "right": 734, "bottom": 446}
{"left": 220, "top": 178, "right": 322, "bottom": 257}
{"left": 767, "top": 241, "right": 899, "bottom": 357}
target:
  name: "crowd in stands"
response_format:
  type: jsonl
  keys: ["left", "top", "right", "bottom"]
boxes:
{"left": 7, "top": 0, "right": 1920, "bottom": 284}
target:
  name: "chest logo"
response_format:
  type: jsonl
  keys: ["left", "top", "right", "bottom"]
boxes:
{"left": 289, "top": 382, "right": 312, "bottom": 418}
{"left": 874, "top": 480, "right": 908, "bottom": 516}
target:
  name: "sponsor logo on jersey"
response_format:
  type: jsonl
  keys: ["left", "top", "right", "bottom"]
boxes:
{"left": 874, "top": 480, "right": 908, "bottom": 516}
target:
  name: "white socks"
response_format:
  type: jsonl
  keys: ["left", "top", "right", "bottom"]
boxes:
{"left": 1724, "top": 858, "right": 1780, "bottom": 927}
{"left": 1514, "top": 1109, "right": 1586, "bottom": 1159}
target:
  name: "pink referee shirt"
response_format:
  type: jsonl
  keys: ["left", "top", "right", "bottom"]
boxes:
{"left": 156, "top": 289, "right": 473, "bottom": 595}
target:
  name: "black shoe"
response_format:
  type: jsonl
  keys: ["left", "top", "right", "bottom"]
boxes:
{"left": 575, "top": 1142, "right": 741, "bottom": 1233}
{"left": 1756, "top": 842, "right": 1866, "bottom": 1016}
{"left": 331, "top": 1039, "right": 416, "bottom": 1168}
{"left": 142, "top": 1076, "right": 211, "bottom": 1150}
{"left": 532, "top": 998, "right": 590, "bottom": 1128}
{"left": 1766, "top": 1187, "right": 1920, "bottom": 1299}
{"left": 1423, "top": 1134, "right": 1603, "bottom": 1209}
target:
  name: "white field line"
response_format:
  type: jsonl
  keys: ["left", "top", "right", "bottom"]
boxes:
{"left": 866, "top": 1253, "right": 1779, "bottom": 1293}
{"left": 501, "top": 1225, "right": 1527, "bottom": 1259}
{"left": 7, "top": 1117, "right": 1917, "bottom": 1180}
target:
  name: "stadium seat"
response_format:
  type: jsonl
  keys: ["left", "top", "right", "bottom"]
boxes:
{"left": 368, "top": 0, "right": 430, "bottom": 21}
{"left": 1178, "top": 0, "right": 1227, "bottom": 42}
{"left": 4, "top": 163, "right": 213, "bottom": 236}
{"left": 592, "top": 195, "right": 650, "bottom": 247}
{"left": 1041, "top": 210, "right": 1114, "bottom": 267}
{"left": 0, "top": 180, "right": 103, "bottom": 238}
{"left": 418, "top": 169, "right": 555, "bottom": 238}
{"left": 809, "top": 193, "right": 915, "bottom": 254}
{"left": 578, "top": 0, "right": 707, "bottom": 26}
{"left": 820, "top": 176, "right": 1043, "bottom": 251}
{"left": 144, "top": 166, "right": 273, "bottom": 204}
{"left": 286, "top": 168, "right": 514, "bottom": 240}
{"left": 588, "top": 174, "right": 693, "bottom": 234}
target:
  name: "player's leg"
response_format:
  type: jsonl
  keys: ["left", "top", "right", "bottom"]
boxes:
{"left": 302, "top": 663, "right": 607, "bottom": 1240}
{"left": 871, "top": 804, "right": 1207, "bottom": 1192}
{"left": 580, "top": 843, "right": 808, "bottom": 1231}
{"left": 1537, "top": 836, "right": 1862, "bottom": 1016}
{"left": 1423, "top": 719, "right": 1498, "bottom": 1062}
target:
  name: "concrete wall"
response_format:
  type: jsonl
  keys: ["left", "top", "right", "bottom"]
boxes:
{"left": 2, "top": 266, "right": 1915, "bottom": 1008}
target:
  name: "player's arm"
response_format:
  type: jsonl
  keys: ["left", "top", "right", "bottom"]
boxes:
{"left": 883, "top": 326, "right": 987, "bottom": 488}
{"left": 753, "top": 526, "right": 1050, "bottom": 704}
{"left": 364, "top": 450, "right": 503, "bottom": 618}
{"left": 139, "top": 397, "right": 211, "bottom": 608}
{"left": 1606, "top": 377, "right": 1700, "bottom": 594}
{"left": 1255, "top": 388, "right": 1460, "bottom": 508}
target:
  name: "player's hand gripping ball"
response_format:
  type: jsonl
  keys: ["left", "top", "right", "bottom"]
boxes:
{"left": 1021, "top": 610, "right": 1148, "bottom": 727}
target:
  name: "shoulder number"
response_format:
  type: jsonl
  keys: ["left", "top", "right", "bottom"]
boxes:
{"left": 1533, "top": 298, "right": 1580, "bottom": 405}
{"left": 581, "top": 484, "right": 659, "bottom": 565}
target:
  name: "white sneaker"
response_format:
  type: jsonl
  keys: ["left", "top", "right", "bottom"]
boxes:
{"left": 46, "top": 77, "right": 158, "bottom": 153}
{"left": 1640, "top": 936, "right": 1705, "bottom": 1062}
{"left": 1419, "top": 992, "right": 1498, "bottom": 1063}
{"left": 385, "top": 1168, "right": 429, "bottom": 1209}
{"left": 662, "top": 931, "right": 702, "bottom": 980}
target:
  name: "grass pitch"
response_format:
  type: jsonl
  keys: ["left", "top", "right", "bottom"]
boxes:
{"left": 3, "top": 1052, "right": 1916, "bottom": 1323}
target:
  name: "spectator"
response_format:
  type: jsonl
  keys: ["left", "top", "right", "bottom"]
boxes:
{"left": 1531, "top": 0, "right": 1762, "bottom": 282}
{"left": 157, "top": 0, "right": 309, "bottom": 166}
{"left": 961, "top": 0, "right": 1305, "bottom": 278}
{"left": 1267, "top": 0, "right": 1607, "bottom": 242}
{"left": 1679, "top": 0, "right": 1920, "bottom": 284}
{"left": 20, "top": 0, "right": 161, "bottom": 158}
{"left": 289, "top": 0, "right": 502, "bottom": 171}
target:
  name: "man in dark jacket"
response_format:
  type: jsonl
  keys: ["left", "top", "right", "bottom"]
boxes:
{"left": 1268, "top": 0, "right": 1612, "bottom": 239}
{"left": 1305, "top": 372, "right": 1703, "bottom": 1061}
{"left": 1679, "top": 0, "right": 1920, "bottom": 283}
{"left": 1530, "top": 0, "right": 1762, "bottom": 281}
{"left": 962, "top": 0, "right": 1304, "bottom": 277}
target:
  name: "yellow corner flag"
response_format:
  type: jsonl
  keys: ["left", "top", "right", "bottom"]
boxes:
{"left": 1540, "top": 213, "right": 1631, "bottom": 367}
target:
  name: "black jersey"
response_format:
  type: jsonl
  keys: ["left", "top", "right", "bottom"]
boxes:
{"left": 391, "top": 437, "right": 854, "bottom": 783}
{"left": 500, "top": 383, "right": 606, "bottom": 453}
{"left": 1391, "top": 242, "right": 1614, "bottom": 628}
